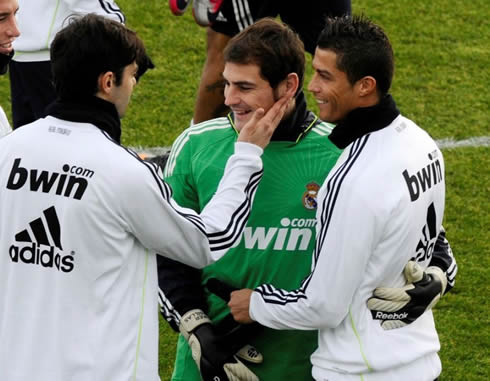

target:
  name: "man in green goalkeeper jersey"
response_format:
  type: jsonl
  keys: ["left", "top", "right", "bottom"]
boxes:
{"left": 157, "top": 18, "right": 456, "bottom": 381}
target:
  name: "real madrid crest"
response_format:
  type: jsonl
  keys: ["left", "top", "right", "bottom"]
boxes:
{"left": 302, "top": 182, "right": 320, "bottom": 210}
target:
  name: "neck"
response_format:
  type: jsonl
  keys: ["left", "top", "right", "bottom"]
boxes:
{"left": 328, "top": 94, "right": 400, "bottom": 148}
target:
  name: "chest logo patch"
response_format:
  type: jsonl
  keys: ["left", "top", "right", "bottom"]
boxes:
{"left": 302, "top": 182, "right": 320, "bottom": 210}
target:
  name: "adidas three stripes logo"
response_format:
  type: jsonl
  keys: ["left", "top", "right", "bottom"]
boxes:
{"left": 9, "top": 206, "right": 75, "bottom": 273}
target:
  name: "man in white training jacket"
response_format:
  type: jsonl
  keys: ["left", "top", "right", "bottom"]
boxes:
{"left": 0, "top": 14, "right": 291, "bottom": 381}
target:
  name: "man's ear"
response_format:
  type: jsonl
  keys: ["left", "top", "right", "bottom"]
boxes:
{"left": 276, "top": 73, "right": 299, "bottom": 99}
{"left": 285, "top": 72, "right": 299, "bottom": 97}
{"left": 97, "top": 71, "right": 115, "bottom": 96}
{"left": 357, "top": 76, "right": 377, "bottom": 98}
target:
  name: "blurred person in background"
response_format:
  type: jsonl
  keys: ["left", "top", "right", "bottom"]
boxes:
{"left": 0, "top": 0, "right": 20, "bottom": 136}
{"left": 9, "top": 0, "right": 125, "bottom": 129}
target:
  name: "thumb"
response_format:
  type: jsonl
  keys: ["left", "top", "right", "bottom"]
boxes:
{"left": 237, "top": 108, "right": 265, "bottom": 142}
{"left": 249, "top": 108, "right": 265, "bottom": 126}
{"left": 235, "top": 344, "right": 263, "bottom": 364}
{"left": 404, "top": 261, "right": 424, "bottom": 283}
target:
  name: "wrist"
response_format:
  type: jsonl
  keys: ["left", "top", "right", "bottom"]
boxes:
{"left": 234, "top": 141, "right": 264, "bottom": 157}
{"left": 179, "top": 309, "right": 211, "bottom": 339}
{"left": 248, "top": 291, "right": 258, "bottom": 323}
{"left": 426, "top": 266, "right": 447, "bottom": 295}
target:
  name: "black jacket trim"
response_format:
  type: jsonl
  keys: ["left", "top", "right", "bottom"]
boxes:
{"left": 46, "top": 96, "right": 122, "bottom": 143}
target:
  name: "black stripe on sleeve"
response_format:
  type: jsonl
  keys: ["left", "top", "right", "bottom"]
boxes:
{"left": 98, "top": 0, "right": 126, "bottom": 23}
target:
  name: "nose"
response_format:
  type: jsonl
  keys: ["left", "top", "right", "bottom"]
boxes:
{"left": 307, "top": 75, "right": 319, "bottom": 94}
{"left": 224, "top": 85, "right": 239, "bottom": 106}
{"left": 7, "top": 16, "right": 20, "bottom": 38}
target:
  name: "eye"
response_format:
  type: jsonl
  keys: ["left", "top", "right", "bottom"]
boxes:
{"left": 315, "top": 71, "right": 326, "bottom": 80}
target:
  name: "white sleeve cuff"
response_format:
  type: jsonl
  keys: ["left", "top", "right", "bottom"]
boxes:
{"left": 234, "top": 141, "right": 263, "bottom": 157}
{"left": 249, "top": 290, "right": 261, "bottom": 322}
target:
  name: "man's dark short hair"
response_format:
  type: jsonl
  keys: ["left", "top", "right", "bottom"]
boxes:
{"left": 51, "top": 14, "right": 153, "bottom": 100}
{"left": 223, "top": 18, "right": 305, "bottom": 94}
{"left": 317, "top": 15, "right": 394, "bottom": 95}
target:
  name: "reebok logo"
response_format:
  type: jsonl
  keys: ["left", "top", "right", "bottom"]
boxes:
{"left": 6, "top": 158, "right": 94, "bottom": 200}
{"left": 403, "top": 153, "right": 442, "bottom": 202}
{"left": 375, "top": 311, "right": 408, "bottom": 320}
{"left": 9, "top": 206, "right": 74, "bottom": 273}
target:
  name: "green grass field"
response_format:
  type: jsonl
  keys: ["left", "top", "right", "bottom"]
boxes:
{"left": 0, "top": 0, "right": 488, "bottom": 379}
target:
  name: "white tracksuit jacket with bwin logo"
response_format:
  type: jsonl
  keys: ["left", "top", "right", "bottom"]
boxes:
{"left": 251, "top": 114, "right": 445, "bottom": 381}
{"left": 0, "top": 116, "right": 263, "bottom": 381}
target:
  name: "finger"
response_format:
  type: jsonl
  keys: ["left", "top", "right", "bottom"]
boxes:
{"left": 372, "top": 286, "right": 413, "bottom": 300}
{"left": 263, "top": 95, "right": 291, "bottom": 128}
{"left": 235, "top": 344, "right": 263, "bottom": 364}
{"left": 224, "top": 360, "right": 259, "bottom": 381}
{"left": 404, "top": 261, "right": 424, "bottom": 283}
{"left": 237, "top": 108, "right": 265, "bottom": 142}
{"left": 249, "top": 108, "right": 265, "bottom": 128}
{"left": 367, "top": 298, "right": 408, "bottom": 312}
{"left": 228, "top": 290, "right": 241, "bottom": 310}
{"left": 381, "top": 320, "right": 407, "bottom": 330}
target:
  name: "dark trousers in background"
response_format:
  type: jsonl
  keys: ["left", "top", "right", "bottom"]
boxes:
{"left": 9, "top": 60, "right": 56, "bottom": 129}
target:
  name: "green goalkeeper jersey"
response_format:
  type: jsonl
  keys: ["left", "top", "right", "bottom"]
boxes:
{"left": 164, "top": 113, "right": 341, "bottom": 380}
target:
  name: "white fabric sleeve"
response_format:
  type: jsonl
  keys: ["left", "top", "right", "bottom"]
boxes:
{"left": 249, "top": 174, "right": 378, "bottom": 330}
{"left": 123, "top": 142, "right": 263, "bottom": 269}
{"left": 62, "top": 0, "right": 125, "bottom": 23}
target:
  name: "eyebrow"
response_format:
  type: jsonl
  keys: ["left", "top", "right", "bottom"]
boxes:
{"left": 0, "top": 7, "right": 19, "bottom": 17}
{"left": 223, "top": 78, "right": 256, "bottom": 87}
{"left": 314, "top": 67, "right": 332, "bottom": 78}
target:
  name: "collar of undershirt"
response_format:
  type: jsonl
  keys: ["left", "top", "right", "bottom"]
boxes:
{"left": 328, "top": 94, "right": 400, "bottom": 149}
{"left": 228, "top": 90, "right": 319, "bottom": 143}
{"left": 0, "top": 50, "right": 14, "bottom": 75}
{"left": 46, "top": 96, "right": 122, "bottom": 143}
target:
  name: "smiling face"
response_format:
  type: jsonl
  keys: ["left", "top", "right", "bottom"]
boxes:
{"left": 0, "top": 0, "right": 19, "bottom": 56}
{"left": 307, "top": 48, "right": 360, "bottom": 123}
{"left": 223, "top": 62, "right": 278, "bottom": 131}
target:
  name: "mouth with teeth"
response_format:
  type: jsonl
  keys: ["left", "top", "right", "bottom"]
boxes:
{"left": 232, "top": 109, "right": 252, "bottom": 118}
{"left": 0, "top": 41, "right": 14, "bottom": 54}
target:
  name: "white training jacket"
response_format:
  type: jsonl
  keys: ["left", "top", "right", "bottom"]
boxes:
{"left": 251, "top": 115, "right": 445, "bottom": 381}
{"left": 13, "top": 0, "right": 125, "bottom": 62}
{"left": 0, "top": 116, "right": 263, "bottom": 381}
